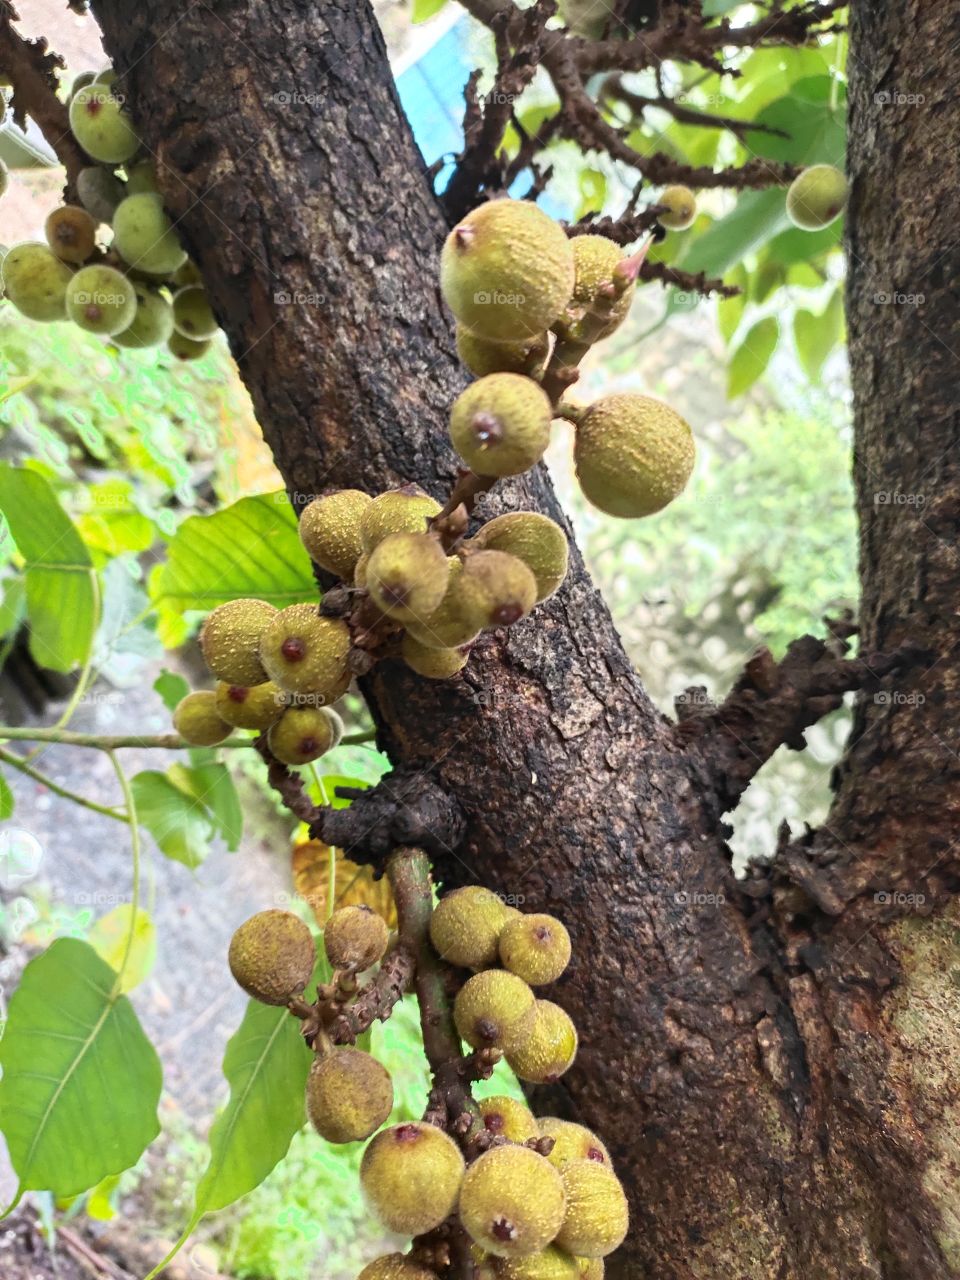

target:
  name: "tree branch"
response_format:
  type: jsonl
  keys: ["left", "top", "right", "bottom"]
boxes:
{"left": 440, "top": 0, "right": 555, "bottom": 222}
{"left": 681, "top": 634, "right": 935, "bottom": 814}
{"left": 0, "top": 2, "right": 86, "bottom": 190}
{"left": 327, "top": 940, "right": 417, "bottom": 1043}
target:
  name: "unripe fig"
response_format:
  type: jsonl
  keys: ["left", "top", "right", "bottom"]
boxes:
{"left": 214, "top": 680, "right": 285, "bottom": 730}
{"left": 538, "top": 1119, "right": 611, "bottom": 1171}
{"left": 200, "top": 597, "right": 277, "bottom": 686}
{"left": 324, "top": 904, "right": 390, "bottom": 971}
{"left": 456, "top": 326, "right": 549, "bottom": 379}
{"left": 574, "top": 1260, "right": 604, "bottom": 1279}
{"left": 472, "top": 512, "right": 568, "bottom": 603}
{"left": 168, "top": 331, "right": 210, "bottom": 361}
{"left": 403, "top": 559, "right": 483, "bottom": 651}
{"left": 454, "top": 969, "right": 536, "bottom": 1052}
{"left": 360, "top": 1122, "right": 465, "bottom": 1236}
{"left": 555, "top": 1162, "right": 629, "bottom": 1258}
{"left": 172, "top": 258, "right": 203, "bottom": 288}
{"left": 112, "top": 192, "right": 187, "bottom": 275}
{"left": 76, "top": 165, "right": 125, "bottom": 223}
{"left": 45, "top": 205, "right": 97, "bottom": 264}
{"left": 172, "top": 690, "right": 231, "bottom": 746}
{"left": 361, "top": 485, "right": 441, "bottom": 553}
{"left": 125, "top": 160, "right": 159, "bottom": 196}
{"left": 786, "top": 164, "right": 847, "bottom": 230}
{"left": 259, "top": 603, "right": 351, "bottom": 699}
{"left": 359, "top": 1257, "right": 439, "bottom": 1280}
{"left": 69, "top": 83, "right": 138, "bottom": 164}
{"left": 499, "top": 913, "right": 571, "bottom": 986}
{"left": 172, "top": 285, "right": 218, "bottom": 339}
{"left": 574, "top": 393, "right": 694, "bottom": 519}
{"left": 366, "top": 531, "right": 450, "bottom": 623}
{"left": 450, "top": 373, "right": 553, "bottom": 478}
{"left": 566, "top": 235, "right": 634, "bottom": 338}
{"left": 267, "top": 705, "right": 340, "bottom": 765}
{"left": 430, "top": 886, "right": 512, "bottom": 969}
{"left": 113, "top": 286, "right": 175, "bottom": 348}
{"left": 68, "top": 71, "right": 97, "bottom": 103}
{"left": 477, "top": 1094, "right": 540, "bottom": 1145}
{"left": 458, "top": 1144, "right": 566, "bottom": 1258}
{"left": 656, "top": 185, "right": 697, "bottom": 231}
{"left": 299, "top": 489, "right": 372, "bottom": 579}
{"left": 228, "top": 908, "right": 315, "bottom": 1005}
{"left": 459, "top": 549, "right": 537, "bottom": 630}
{"left": 441, "top": 200, "right": 575, "bottom": 342}
{"left": 306, "top": 1047, "right": 393, "bottom": 1143}
{"left": 506, "top": 999, "right": 578, "bottom": 1084}
{"left": 400, "top": 632, "right": 469, "bottom": 679}
{"left": 496, "top": 1247, "right": 580, "bottom": 1279}
{"left": 66, "top": 264, "right": 137, "bottom": 335}
{"left": 1, "top": 242, "right": 72, "bottom": 322}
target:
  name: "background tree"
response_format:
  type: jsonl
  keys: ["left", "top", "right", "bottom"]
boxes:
{"left": 0, "top": 1, "right": 957, "bottom": 1277}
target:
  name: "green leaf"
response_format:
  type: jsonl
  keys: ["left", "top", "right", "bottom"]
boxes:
{"left": 0, "top": 577, "right": 26, "bottom": 639}
{"left": 575, "top": 169, "right": 607, "bottom": 220}
{"left": 727, "top": 317, "right": 780, "bottom": 399}
{"left": 153, "top": 669, "right": 190, "bottom": 712}
{"left": 794, "top": 290, "right": 843, "bottom": 381}
{"left": 0, "top": 466, "right": 98, "bottom": 673}
{"left": 0, "top": 774, "right": 13, "bottom": 820}
{"left": 748, "top": 77, "right": 845, "bottom": 167}
{"left": 309, "top": 773, "right": 371, "bottom": 810}
{"left": 185, "top": 763, "right": 244, "bottom": 852}
{"left": 0, "top": 938, "right": 161, "bottom": 1203}
{"left": 151, "top": 492, "right": 315, "bottom": 616}
{"left": 412, "top": 0, "right": 447, "bottom": 21}
{"left": 674, "top": 188, "right": 790, "bottom": 288}
{"left": 88, "top": 907, "right": 157, "bottom": 994}
{"left": 130, "top": 770, "right": 215, "bottom": 868}
{"left": 196, "top": 995, "right": 313, "bottom": 1212}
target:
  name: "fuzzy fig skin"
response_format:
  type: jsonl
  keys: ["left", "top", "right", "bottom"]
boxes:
{"left": 574, "top": 393, "right": 695, "bottom": 519}
{"left": 324, "top": 904, "right": 390, "bottom": 971}
{"left": 360, "top": 1122, "right": 465, "bottom": 1236}
{"left": 172, "top": 690, "right": 231, "bottom": 746}
{"left": 228, "top": 909, "right": 315, "bottom": 1006}
{"left": 458, "top": 1144, "right": 567, "bottom": 1259}
{"left": 441, "top": 199, "right": 575, "bottom": 342}
{"left": 430, "top": 885, "right": 512, "bottom": 969}
{"left": 200, "top": 598, "right": 277, "bottom": 686}
{"left": 299, "top": 489, "right": 372, "bottom": 579}
{"left": 306, "top": 1047, "right": 393, "bottom": 1143}
{"left": 555, "top": 1161, "right": 629, "bottom": 1258}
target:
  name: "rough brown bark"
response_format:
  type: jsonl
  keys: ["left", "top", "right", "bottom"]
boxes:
{"left": 87, "top": 0, "right": 960, "bottom": 1275}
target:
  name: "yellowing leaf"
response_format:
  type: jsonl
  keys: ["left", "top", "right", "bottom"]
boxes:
{"left": 292, "top": 840, "right": 396, "bottom": 928}
{"left": 88, "top": 906, "right": 157, "bottom": 994}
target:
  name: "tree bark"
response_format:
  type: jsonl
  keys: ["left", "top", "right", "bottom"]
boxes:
{"left": 89, "top": 0, "right": 960, "bottom": 1275}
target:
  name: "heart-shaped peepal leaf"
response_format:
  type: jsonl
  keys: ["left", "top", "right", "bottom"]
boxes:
{"left": 0, "top": 938, "right": 162, "bottom": 1206}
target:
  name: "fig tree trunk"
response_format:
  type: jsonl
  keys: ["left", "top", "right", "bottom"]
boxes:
{"left": 91, "top": 0, "right": 960, "bottom": 1274}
